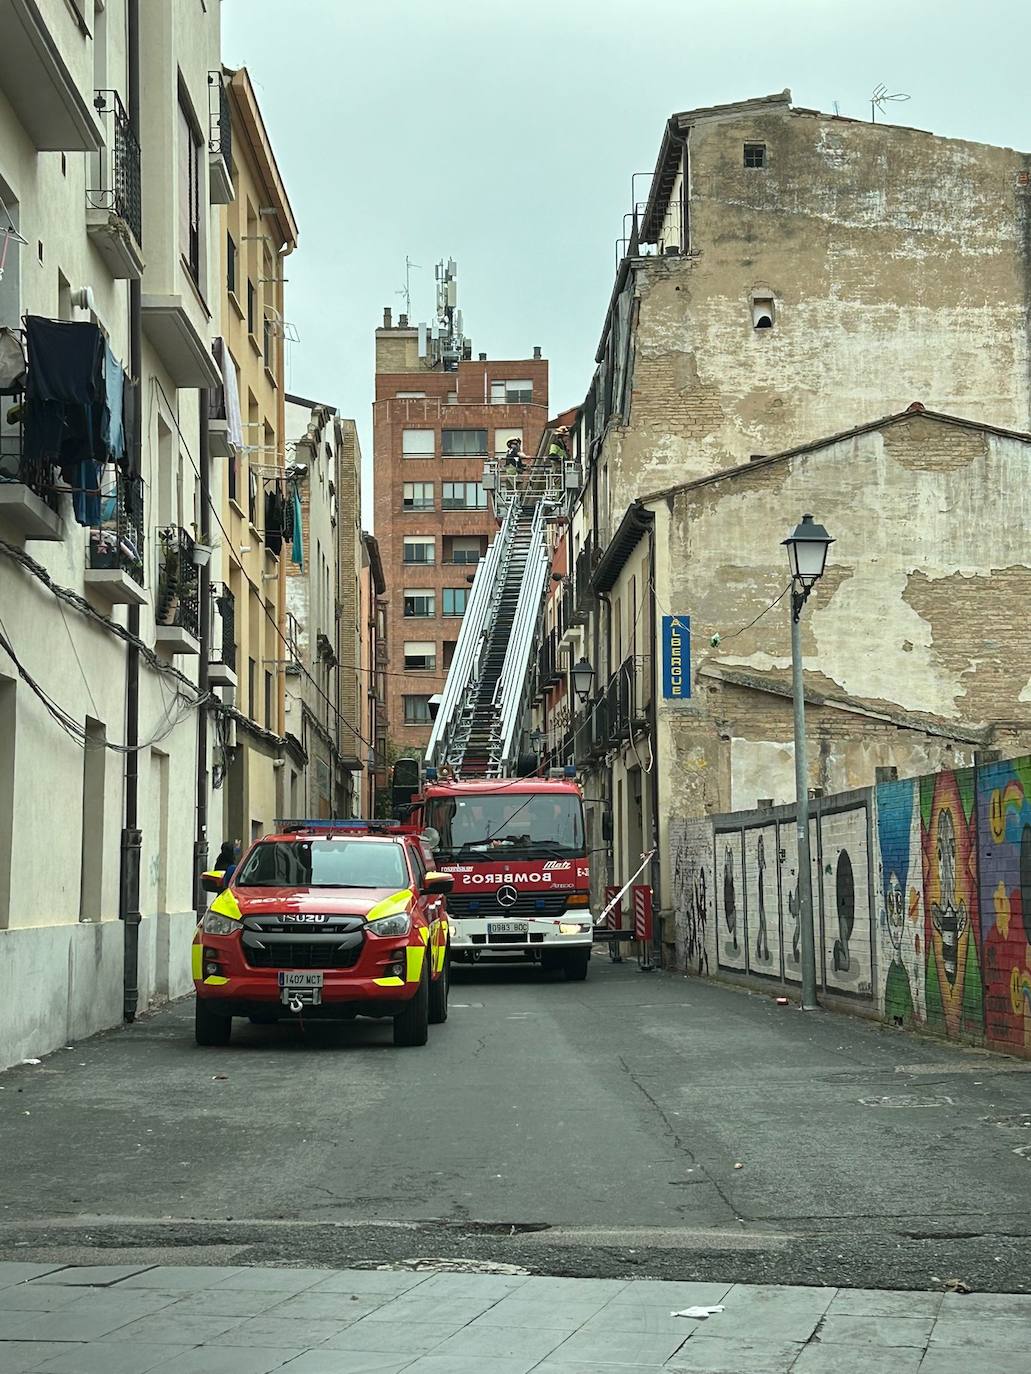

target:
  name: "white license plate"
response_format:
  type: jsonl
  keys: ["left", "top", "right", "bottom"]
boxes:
{"left": 278, "top": 972, "right": 324, "bottom": 989}
{"left": 488, "top": 921, "right": 528, "bottom": 936}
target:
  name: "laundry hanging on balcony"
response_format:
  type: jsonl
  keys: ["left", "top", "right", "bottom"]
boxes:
{"left": 209, "top": 336, "right": 243, "bottom": 451}
{"left": 290, "top": 481, "right": 303, "bottom": 567}
{"left": 23, "top": 317, "right": 133, "bottom": 524}
{"left": 0, "top": 327, "right": 26, "bottom": 394}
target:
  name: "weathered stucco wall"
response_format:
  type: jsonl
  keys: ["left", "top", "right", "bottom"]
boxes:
{"left": 611, "top": 107, "right": 1031, "bottom": 510}
{"left": 669, "top": 751, "right": 1031, "bottom": 1061}
{"left": 656, "top": 415, "right": 1031, "bottom": 822}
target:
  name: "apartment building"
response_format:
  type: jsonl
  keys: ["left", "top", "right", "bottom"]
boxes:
{"left": 212, "top": 65, "right": 298, "bottom": 849}
{"left": 0, "top": 0, "right": 224, "bottom": 1065}
{"left": 373, "top": 299, "right": 548, "bottom": 755}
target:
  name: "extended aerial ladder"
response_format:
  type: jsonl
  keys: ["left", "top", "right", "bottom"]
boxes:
{"left": 425, "top": 457, "right": 570, "bottom": 778}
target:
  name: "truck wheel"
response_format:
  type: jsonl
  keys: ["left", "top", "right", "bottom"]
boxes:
{"left": 428, "top": 950, "right": 450, "bottom": 1025}
{"left": 393, "top": 964, "right": 430, "bottom": 1046}
{"left": 195, "top": 998, "right": 232, "bottom": 1046}
{"left": 563, "top": 950, "right": 591, "bottom": 982}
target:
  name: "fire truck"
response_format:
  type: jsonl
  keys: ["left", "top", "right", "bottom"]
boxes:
{"left": 402, "top": 775, "right": 593, "bottom": 979}
{"left": 394, "top": 450, "right": 597, "bottom": 977}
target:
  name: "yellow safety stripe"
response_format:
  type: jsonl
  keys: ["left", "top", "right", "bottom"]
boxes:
{"left": 373, "top": 975, "right": 405, "bottom": 987}
{"left": 203, "top": 975, "right": 229, "bottom": 986}
{"left": 366, "top": 889, "right": 413, "bottom": 924}
{"left": 405, "top": 944, "right": 426, "bottom": 983}
{"left": 191, "top": 944, "right": 202, "bottom": 980}
{"left": 210, "top": 888, "right": 243, "bottom": 921}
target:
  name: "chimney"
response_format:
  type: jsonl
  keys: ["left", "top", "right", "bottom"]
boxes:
{"left": 382, "top": 307, "right": 392, "bottom": 329}
{"left": 478, "top": 352, "right": 487, "bottom": 361}
{"left": 533, "top": 345, "right": 542, "bottom": 360}
{"left": 399, "top": 313, "right": 408, "bottom": 327}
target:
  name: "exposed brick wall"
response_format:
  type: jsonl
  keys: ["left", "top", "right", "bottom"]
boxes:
{"left": 668, "top": 752, "right": 1031, "bottom": 1060}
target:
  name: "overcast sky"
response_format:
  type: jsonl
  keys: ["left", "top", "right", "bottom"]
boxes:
{"left": 222, "top": 0, "right": 1031, "bottom": 526}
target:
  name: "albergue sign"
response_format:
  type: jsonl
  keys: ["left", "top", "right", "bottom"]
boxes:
{"left": 662, "top": 614, "right": 690, "bottom": 700}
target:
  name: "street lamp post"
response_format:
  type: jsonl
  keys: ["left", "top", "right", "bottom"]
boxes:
{"left": 782, "top": 514, "right": 834, "bottom": 1012}
{"left": 570, "top": 657, "right": 594, "bottom": 705}
{"left": 529, "top": 727, "right": 544, "bottom": 762}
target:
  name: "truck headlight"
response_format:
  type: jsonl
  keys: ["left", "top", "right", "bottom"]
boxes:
{"left": 559, "top": 921, "right": 592, "bottom": 935}
{"left": 202, "top": 911, "right": 239, "bottom": 936}
{"left": 367, "top": 912, "right": 412, "bottom": 937}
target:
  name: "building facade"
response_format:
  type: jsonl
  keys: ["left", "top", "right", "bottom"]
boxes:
{"left": 213, "top": 64, "right": 298, "bottom": 851}
{"left": 0, "top": 0, "right": 224, "bottom": 1065}
{"left": 555, "top": 92, "right": 1031, "bottom": 956}
{"left": 359, "top": 529, "right": 387, "bottom": 815}
{"left": 373, "top": 304, "right": 548, "bottom": 756}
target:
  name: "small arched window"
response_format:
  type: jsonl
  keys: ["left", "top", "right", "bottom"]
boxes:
{"left": 751, "top": 295, "right": 775, "bottom": 330}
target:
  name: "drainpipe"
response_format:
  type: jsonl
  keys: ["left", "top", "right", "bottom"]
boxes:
{"left": 120, "top": 0, "right": 142, "bottom": 1021}
{"left": 646, "top": 518, "right": 662, "bottom": 966}
{"left": 194, "top": 391, "right": 211, "bottom": 915}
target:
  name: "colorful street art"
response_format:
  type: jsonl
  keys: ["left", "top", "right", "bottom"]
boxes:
{"left": 876, "top": 778, "right": 925, "bottom": 1028}
{"left": 977, "top": 759, "right": 1031, "bottom": 1054}
{"left": 920, "top": 769, "right": 983, "bottom": 1042}
{"left": 672, "top": 753, "right": 1031, "bottom": 1061}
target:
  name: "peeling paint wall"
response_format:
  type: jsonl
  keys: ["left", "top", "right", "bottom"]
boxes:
{"left": 671, "top": 752, "right": 1031, "bottom": 1060}
{"left": 658, "top": 416, "right": 1031, "bottom": 825}
{"left": 613, "top": 107, "right": 1031, "bottom": 508}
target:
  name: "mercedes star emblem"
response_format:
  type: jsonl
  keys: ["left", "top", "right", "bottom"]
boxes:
{"left": 497, "top": 885, "right": 519, "bottom": 908}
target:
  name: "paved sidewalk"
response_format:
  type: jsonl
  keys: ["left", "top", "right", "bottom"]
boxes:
{"left": 0, "top": 1261, "right": 1028, "bottom": 1373}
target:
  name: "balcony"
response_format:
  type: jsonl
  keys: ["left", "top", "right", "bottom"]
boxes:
{"left": 209, "top": 583, "right": 237, "bottom": 687}
{"left": 0, "top": 405, "right": 63, "bottom": 540}
{"left": 142, "top": 296, "right": 222, "bottom": 390}
{"left": 85, "top": 472, "right": 146, "bottom": 605}
{"left": 573, "top": 536, "right": 596, "bottom": 621}
{"left": 155, "top": 526, "right": 200, "bottom": 655}
{"left": 207, "top": 71, "right": 233, "bottom": 205}
{"left": 86, "top": 90, "right": 144, "bottom": 280}
{"left": 612, "top": 655, "right": 651, "bottom": 738}
{"left": 0, "top": 0, "right": 103, "bottom": 152}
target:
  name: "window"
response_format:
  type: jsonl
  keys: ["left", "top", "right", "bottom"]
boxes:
{"left": 445, "top": 536, "right": 486, "bottom": 565}
{"left": 744, "top": 142, "right": 767, "bottom": 168}
{"left": 396, "top": 391, "right": 426, "bottom": 399}
{"left": 494, "top": 428, "right": 523, "bottom": 456}
{"left": 178, "top": 95, "right": 202, "bottom": 284}
{"left": 404, "top": 641, "right": 437, "bottom": 671}
{"left": 247, "top": 279, "right": 256, "bottom": 335}
{"left": 442, "top": 639, "right": 458, "bottom": 669}
{"left": 227, "top": 232, "right": 237, "bottom": 297}
{"left": 751, "top": 295, "right": 775, "bottom": 329}
{"left": 402, "top": 428, "right": 434, "bottom": 457}
{"left": 403, "top": 537, "right": 435, "bottom": 565}
{"left": 248, "top": 657, "right": 257, "bottom": 719}
{"left": 237, "top": 838, "right": 407, "bottom": 889}
{"left": 403, "top": 482, "right": 434, "bottom": 511}
{"left": 443, "top": 588, "right": 468, "bottom": 617}
{"left": 442, "top": 428, "right": 487, "bottom": 457}
{"left": 403, "top": 695, "right": 433, "bottom": 724}
{"left": 404, "top": 589, "right": 435, "bottom": 617}
{"left": 490, "top": 379, "right": 533, "bottom": 404}
{"left": 442, "top": 481, "right": 486, "bottom": 510}
{"left": 264, "top": 670, "right": 273, "bottom": 729}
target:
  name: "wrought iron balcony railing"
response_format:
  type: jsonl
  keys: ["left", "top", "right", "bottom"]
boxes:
{"left": 89, "top": 90, "right": 142, "bottom": 245}
{"left": 156, "top": 526, "right": 200, "bottom": 639}
{"left": 208, "top": 71, "right": 232, "bottom": 163}
{"left": 87, "top": 471, "right": 144, "bottom": 584}
{"left": 0, "top": 396, "right": 60, "bottom": 515}
{"left": 211, "top": 582, "right": 237, "bottom": 673}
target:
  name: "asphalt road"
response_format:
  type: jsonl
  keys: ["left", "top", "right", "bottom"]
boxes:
{"left": 2, "top": 954, "right": 1031, "bottom": 1292}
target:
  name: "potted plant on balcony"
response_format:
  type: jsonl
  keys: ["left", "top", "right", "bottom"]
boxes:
{"left": 157, "top": 534, "right": 181, "bottom": 626}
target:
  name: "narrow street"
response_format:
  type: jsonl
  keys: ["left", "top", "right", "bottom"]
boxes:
{"left": 3, "top": 957, "right": 1030, "bottom": 1294}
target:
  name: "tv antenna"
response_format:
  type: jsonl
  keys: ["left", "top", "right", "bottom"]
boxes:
{"left": 870, "top": 84, "right": 910, "bottom": 123}
{"left": 397, "top": 256, "right": 421, "bottom": 317}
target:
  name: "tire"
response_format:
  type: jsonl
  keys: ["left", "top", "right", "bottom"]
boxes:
{"left": 195, "top": 998, "right": 232, "bottom": 1046}
{"left": 563, "top": 950, "right": 591, "bottom": 982}
{"left": 393, "top": 962, "right": 430, "bottom": 1046}
{"left": 428, "top": 949, "right": 450, "bottom": 1025}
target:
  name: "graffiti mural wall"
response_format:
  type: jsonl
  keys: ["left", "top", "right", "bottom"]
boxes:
{"left": 875, "top": 778, "right": 925, "bottom": 1028}
{"left": 669, "top": 754, "right": 1031, "bottom": 1059}
{"left": 977, "top": 759, "right": 1031, "bottom": 1054}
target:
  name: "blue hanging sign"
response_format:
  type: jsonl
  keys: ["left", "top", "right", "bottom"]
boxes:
{"left": 662, "top": 614, "right": 691, "bottom": 700}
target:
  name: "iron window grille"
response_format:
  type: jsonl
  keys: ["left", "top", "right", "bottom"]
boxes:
{"left": 208, "top": 71, "right": 232, "bottom": 163}
{"left": 211, "top": 582, "right": 237, "bottom": 672}
{"left": 89, "top": 90, "right": 143, "bottom": 246}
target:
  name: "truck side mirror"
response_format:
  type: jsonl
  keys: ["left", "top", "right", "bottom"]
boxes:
{"left": 423, "top": 872, "right": 454, "bottom": 896}
{"left": 201, "top": 871, "right": 225, "bottom": 894}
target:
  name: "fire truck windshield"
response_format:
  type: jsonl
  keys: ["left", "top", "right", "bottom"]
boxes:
{"left": 424, "top": 793, "right": 585, "bottom": 861}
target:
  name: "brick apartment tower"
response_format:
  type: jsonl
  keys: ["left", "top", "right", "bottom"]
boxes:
{"left": 373, "top": 300, "right": 548, "bottom": 758}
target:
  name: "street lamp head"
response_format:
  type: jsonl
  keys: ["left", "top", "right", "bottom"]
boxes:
{"left": 783, "top": 513, "right": 834, "bottom": 589}
{"left": 570, "top": 656, "right": 594, "bottom": 703}
{"left": 529, "top": 728, "right": 544, "bottom": 753}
